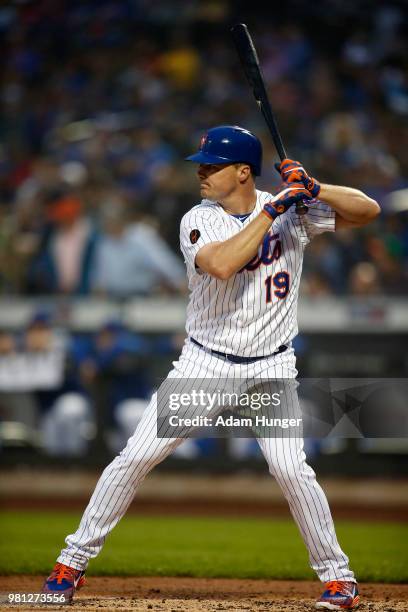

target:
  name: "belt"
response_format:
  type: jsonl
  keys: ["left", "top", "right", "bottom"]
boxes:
{"left": 190, "top": 337, "right": 287, "bottom": 364}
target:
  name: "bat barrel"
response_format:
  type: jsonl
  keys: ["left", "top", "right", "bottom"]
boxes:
{"left": 231, "top": 23, "right": 308, "bottom": 215}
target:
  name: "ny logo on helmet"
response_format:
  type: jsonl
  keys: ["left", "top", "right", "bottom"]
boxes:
{"left": 200, "top": 134, "right": 208, "bottom": 150}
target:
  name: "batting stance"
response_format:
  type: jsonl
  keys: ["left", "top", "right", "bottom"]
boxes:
{"left": 43, "top": 126, "right": 380, "bottom": 609}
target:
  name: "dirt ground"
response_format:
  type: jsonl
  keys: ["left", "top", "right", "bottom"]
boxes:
{"left": 0, "top": 576, "right": 407, "bottom": 612}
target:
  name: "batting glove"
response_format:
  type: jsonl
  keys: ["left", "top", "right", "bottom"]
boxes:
{"left": 275, "top": 158, "right": 321, "bottom": 198}
{"left": 262, "top": 182, "right": 313, "bottom": 221}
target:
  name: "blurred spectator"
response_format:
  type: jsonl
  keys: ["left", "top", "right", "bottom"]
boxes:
{"left": 91, "top": 196, "right": 186, "bottom": 297}
{"left": 41, "top": 392, "right": 94, "bottom": 457}
{"left": 157, "top": 39, "right": 201, "bottom": 90}
{"left": 364, "top": 234, "right": 406, "bottom": 294}
{"left": 0, "top": 330, "right": 16, "bottom": 355}
{"left": 24, "top": 188, "right": 98, "bottom": 295}
{"left": 349, "top": 262, "right": 381, "bottom": 296}
{"left": 0, "top": 311, "right": 66, "bottom": 391}
{"left": 0, "top": 310, "right": 68, "bottom": 442}
{"left": 300, "top": 272, "right": 333, "bottom": 297}
{"left": 71, "top": 320, "right": 152, "bottom": 431}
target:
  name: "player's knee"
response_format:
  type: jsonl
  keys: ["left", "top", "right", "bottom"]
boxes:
{"left": 118, "top": 437, "right": 175, "bottom": 474}
{"left": 269, "top": 462, "right": 300, "bottom": 484}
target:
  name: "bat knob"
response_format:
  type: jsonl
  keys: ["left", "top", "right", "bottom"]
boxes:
{"left": 296, "top": 201, "right": 309, "bottom": 216}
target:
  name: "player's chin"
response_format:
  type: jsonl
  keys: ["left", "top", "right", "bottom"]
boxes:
{"left": 200, "top": 185, "right": 212, "bottom": 197}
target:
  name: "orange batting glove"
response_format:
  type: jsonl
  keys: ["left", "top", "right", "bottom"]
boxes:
{"left": 263, "top": 182, "right": 313, "bottom": 220}
{"left": 275, "top": 158, "right": 321, "bottom": 198}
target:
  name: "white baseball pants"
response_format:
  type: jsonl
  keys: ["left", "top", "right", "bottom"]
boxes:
{"left": 58, "top": 339, "right": 354, "bottom": 583}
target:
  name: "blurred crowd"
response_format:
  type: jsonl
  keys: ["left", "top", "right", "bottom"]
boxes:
{"left": 0, "top": 310, "right": 230, "bottom": 460}
{"left": 0, "top": 0, "right": 407, "bottom": 298}
{"left": 0, "top": 309, "right": 180, "bottom": 456}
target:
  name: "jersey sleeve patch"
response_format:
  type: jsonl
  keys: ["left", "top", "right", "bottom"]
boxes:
{"left": 190, "top": 229, "right": 201, "bottom": 244}
{"left": 179, "top": 206, "right": 225, "bottom": 275}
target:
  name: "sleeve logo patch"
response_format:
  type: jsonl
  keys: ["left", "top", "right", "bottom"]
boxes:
{"left": 190, "top": 229, "right": 201, "bottom": 244}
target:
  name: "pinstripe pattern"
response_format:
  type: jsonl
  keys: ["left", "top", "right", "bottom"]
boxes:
{"left": 180, "top": 191, "right": 335, "bottom": 357}
{"left": 57, "top": 194, "right": 354, "bottom": 584}
{"left": 58, "top": 343, "right": 353, "bottom": 582}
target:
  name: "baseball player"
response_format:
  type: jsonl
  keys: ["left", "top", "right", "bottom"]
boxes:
{"left": 42, "top": 125, "right": 380, "bottom": 609}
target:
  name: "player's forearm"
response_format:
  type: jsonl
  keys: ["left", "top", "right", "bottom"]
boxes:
{"left": 196, "top": 213, "right": 272, "bottom": 280}
{"left": 319, "top": 184, "right": 380, "bottom": 224}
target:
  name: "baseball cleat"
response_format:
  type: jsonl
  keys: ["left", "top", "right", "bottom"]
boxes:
{"left": 315, "top": 581, "right": 360, "bottom": 609}
{"left": 42, "top": 562, "right": 86, "bottom": 603}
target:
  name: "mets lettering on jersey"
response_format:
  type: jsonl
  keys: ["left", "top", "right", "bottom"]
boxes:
{"left": 180, "top": 189, "right": 335, "bottom": 358}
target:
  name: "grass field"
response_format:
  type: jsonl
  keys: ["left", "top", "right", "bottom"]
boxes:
{"left": 0, "top": 511, "right": 407, "bottom": 583}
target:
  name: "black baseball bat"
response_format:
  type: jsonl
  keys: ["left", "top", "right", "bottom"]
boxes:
{"left": 231, "top": 23, "right": 308, "bottom": 215}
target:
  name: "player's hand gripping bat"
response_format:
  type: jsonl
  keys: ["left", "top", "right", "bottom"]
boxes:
{"left": 231, "top": 23, "right": 309, "bottom": 216}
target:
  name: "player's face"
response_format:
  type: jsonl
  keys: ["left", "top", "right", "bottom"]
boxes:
{"left": 197, "top": 163, "right": 247, "bottom": 200}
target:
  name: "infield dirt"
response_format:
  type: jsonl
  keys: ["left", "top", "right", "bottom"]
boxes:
{"left": 1, "top": 576, "right": 407, "bottom": 611}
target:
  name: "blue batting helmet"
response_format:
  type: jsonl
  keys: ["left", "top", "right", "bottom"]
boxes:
{"left": 185, "top": 125, "right": 262, "bottom": 175}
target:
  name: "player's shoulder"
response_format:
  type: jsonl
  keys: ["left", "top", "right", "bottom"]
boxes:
{"left": 180, "top": 199, "right": 222, "bottom": 227}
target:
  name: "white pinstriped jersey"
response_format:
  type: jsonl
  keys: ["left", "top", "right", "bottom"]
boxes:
{"left": 180, "top": 189, "right": 335, "bottom": 357}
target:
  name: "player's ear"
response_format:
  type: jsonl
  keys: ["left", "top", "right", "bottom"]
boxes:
{"left": 236, "top": 163, "right": 252, "bottom": 183}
